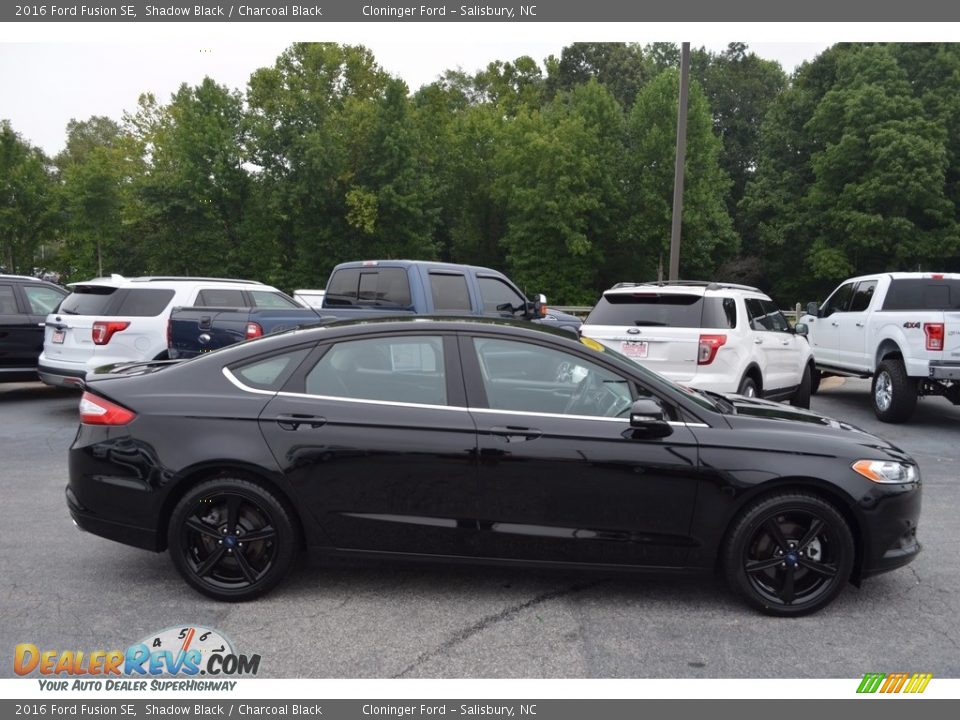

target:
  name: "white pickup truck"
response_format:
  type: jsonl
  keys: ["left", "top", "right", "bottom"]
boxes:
{"left": 802, "top": 272, "right": 960, "bottom": 423}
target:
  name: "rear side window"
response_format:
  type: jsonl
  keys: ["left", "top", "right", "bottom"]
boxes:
{"left": 232, "top": 347, "right": 311, "bottom": 391}
{"left": 0, "top": 285, "right": 17, "bottom": 314}
{"left": 849, "top": 281, "right": 877, "bottom": 312}
{"left": 882, "top": 279, "right": 960, "bottom": 310}
{"left": 250, "top": 291, "right": 299, "bottom": 309}
{"left": 58, "top": 286, "right": 118, "bottom": 315}
{"left": 429, "top": 273, "right": 471, "bottom": 311}
{"left": 325, "top": 267, "right": 411, "bottom": 308}
{"left": 587, "top": 293, "right": 736, "bottom": 329}
{"left": 114, "top": 289, "right": 175, "bottom": 317}
{"left": 197, "top": 289, "right": 246, "bottom": 307}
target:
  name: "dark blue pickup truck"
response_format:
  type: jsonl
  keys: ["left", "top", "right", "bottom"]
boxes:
{"left": 168, "top": 260, "right": 581, "bottom": 359}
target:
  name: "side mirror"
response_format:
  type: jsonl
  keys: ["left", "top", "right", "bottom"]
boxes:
{"left": 806, "top": 301, "right": 819, "bottom": 318}
{"left": 794, "top": 322, "right": 808, "bottom": 336}
{"left": 627, "top": 398, "right": 672, "bottom": 438}
{"left": 533, "top": 293, "right": 548, "bottom": 318}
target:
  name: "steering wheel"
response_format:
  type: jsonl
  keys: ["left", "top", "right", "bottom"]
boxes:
{"left": 563, "top": 371, "right": 603, "bottom": 414}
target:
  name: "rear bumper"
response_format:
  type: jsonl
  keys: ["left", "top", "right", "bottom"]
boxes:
{"left": 66, "top": 485, "right": 160, "bottom": 552}
{"left": 929, "top": 362, "right": 960, "bottom": 380}
{"left": 37, "top": 364, "right": 87, "bottom": 388}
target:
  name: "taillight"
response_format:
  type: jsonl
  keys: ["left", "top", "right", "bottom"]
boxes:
{"left": 924, "top": 323, "right": 944, "bottom": 351}
{"left": 245, "top": 322, "right": 263, "bottom": 339}
{"left": 79, "top": 391, "right": 136, "bottom": 426}
{"left": 92, "top": 321, "right": 129, "bottom": 346}
{"left": 698, "top": 334, "right": 727, "bottom": 365}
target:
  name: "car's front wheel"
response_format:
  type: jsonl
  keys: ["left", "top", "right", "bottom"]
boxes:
{"left": 722, "top": 492, "right": 854, "bottom": 616}
{"left": 168, "top": 477, "right": 298, "bottom": 601}
{"left": 790, "top": 365, "right": 812, "bottom": 409}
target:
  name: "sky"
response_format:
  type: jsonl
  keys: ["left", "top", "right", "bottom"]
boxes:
{"left": 0, "top": 36, "right": 830, "bottom": 157}
{"left": 2, "top": 20, "right": 953, "bottom": 158}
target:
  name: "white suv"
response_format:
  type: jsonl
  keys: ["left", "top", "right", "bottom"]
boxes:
{"left": 38, "top": 275, "right": 295, "bottom": 387}
{"left": 582, "top": 281, "right": 815, "bottom": 407}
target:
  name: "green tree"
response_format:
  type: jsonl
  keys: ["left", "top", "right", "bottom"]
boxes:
{"left": 545, "top": 42, "right": 648, "bottom": 108}
{"left": 620, "top": 71, "right": 737, "bottom": 282}
{"left": 0, "top": 121, "right": 57, "bottom": 273}
{"left": 495, "top": 81, "right": 626, "bottom": 303}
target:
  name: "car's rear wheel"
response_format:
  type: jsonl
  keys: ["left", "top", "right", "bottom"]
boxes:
{"left": 872, "top": 359, "right": 918, "bottom": 423}
{"left": 723, "top": 492, "right": 854, "bottom": 616}
{"left": 790, "top": 365, "right": 812, "bottom": 409}
{"left": 168, "top": 478, "right": 298, "bottom": 601}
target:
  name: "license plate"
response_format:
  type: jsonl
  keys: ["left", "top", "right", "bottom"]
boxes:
{"left": 620, "top": 341, "right": 648, "bottom": 358}
{"left": 52, "top": 329, "right": 65, "bottom": 344}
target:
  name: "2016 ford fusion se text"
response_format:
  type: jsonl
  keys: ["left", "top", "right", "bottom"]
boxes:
{"left": 66, "top": 318, "right": 920, "bottom": 616}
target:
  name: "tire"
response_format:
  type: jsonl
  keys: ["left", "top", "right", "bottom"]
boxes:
{"left": 810, "top": 368, "right": 821, "bottom": 396}
{"left": 168, "top": 477, "right": 299, "bottom": 601}
{"left": 790, "top": 365, "right": 812, "bottom": 409}
{"left": 737, "top": 375, "right": 759, "bottom": 398}
{"left": 722, "top": 492, "right": 854, "bottom": 617}
{"left": 872, "top": 359, "right": 918, "bottom": 423}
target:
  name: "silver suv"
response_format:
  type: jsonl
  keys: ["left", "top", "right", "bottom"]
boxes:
{"left": 38, "top": 275, "right": 296, "bottom": 387}
{"left": 582, "top": 281, "right": 815, "bottom": 407}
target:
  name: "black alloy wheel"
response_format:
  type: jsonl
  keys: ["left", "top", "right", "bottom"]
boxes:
{"left": 723, "top": 492, "right": 854, "bottom": 616}
{"left": 168, "top": 478, "right": 298, "bottom": 601}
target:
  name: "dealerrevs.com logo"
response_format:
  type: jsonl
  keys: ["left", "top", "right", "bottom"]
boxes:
{"left": 857, "top": 673, "right": 933, "bottom": 694}
{"left": 14, "top": 626, "right": 259, "bottom": 691}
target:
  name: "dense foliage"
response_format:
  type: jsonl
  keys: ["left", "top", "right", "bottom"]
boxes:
{"left": 3, "top": 42, "right": 959, "bottom": 306}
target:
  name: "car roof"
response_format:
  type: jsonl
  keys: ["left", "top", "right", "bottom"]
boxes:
{"left": 0, "top": 274, "right": 67, "bottom": 289}
{"left": 67, "top": 274, "right": 266, "bottom": 289}
{"left": 602, "top": 280, "right": 769, "bottom": 297}
{"left": 839, "top": 272, "right": 960, "bottom": 283}
{"left": 331, "top": 259, "right": 507, "bottom": 277}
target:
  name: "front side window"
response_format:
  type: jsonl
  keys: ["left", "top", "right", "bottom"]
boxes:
{"left": 477, "top": 276, "right": 526, "bottom": 314}
{"left": 472, "top": 337, "right": 633, "bottom": 418}
{"left": 304, "top": 335, "right": 447, "bottom": 406}
{"left": 23, "top": 285, "right": 67, "bottom": 314}
{"left": 746, "top": 299, "right": 790, "bottom": 332}
{"left": 820, "top": 282, "right": 855, "bottom": 317}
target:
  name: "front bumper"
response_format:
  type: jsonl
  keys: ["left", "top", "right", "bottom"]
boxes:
{"left": 858, "top": 481, "right": 922, "bottom": 579}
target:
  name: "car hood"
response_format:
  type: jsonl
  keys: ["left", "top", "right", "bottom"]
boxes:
{"left": 722, "top": 394, "right": 908, "bottom": 456}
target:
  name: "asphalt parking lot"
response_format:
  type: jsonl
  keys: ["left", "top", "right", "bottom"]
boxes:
{"left": 1, "top": 378, "right": 957, "bottom": 678}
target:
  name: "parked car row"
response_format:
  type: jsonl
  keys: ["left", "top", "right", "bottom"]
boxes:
{"left": 6, "top": 266, "right": 956, "bottom": 425}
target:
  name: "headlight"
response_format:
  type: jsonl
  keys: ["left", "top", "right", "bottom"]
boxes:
{"left": 852, "top": 459, "right": 919, "bottom": 484}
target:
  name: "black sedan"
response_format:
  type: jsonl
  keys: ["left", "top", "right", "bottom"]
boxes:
{"left": 67, "top": 318, "right": 921, "bottom": 616}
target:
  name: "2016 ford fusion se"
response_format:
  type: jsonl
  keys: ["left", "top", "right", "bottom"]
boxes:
{"left": 66, "top": 318, "right": 921, "bottom": 615}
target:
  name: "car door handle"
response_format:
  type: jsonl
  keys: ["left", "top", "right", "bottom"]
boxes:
{"left": 754, "top": 338, "right": 764, "bottom": 344}
{"left": 272, "top": 413, "right": 326, "bottom": 431}
{"left": 489, "top": 426, "right": 542, "bottom": 442}
{"left": 856, "top": 322, "right": 864, "bottom": 328}
{"left": 781, "top": 340, "right": 790, "bottom": 346}
{"left": 831, "top": 321, "right": 839, "bottom": 327}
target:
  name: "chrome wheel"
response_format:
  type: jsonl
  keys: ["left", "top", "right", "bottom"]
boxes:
{"left": 874, "top": 370, "right": 893, "bottom": 412}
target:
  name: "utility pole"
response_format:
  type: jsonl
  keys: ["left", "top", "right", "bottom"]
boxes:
{"left": 669, "top": 42, "right": 690, "bottom": 282}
